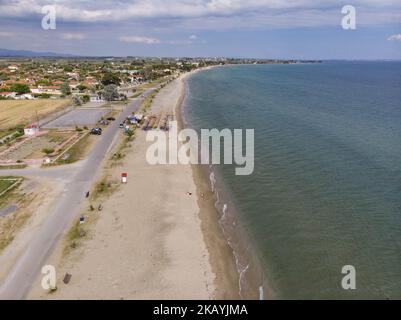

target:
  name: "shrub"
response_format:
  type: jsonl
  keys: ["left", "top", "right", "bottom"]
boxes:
{"left": 42, "top": 148, "right": 55, "bottom": 155}
{"left": 72, "top": 95, "right": 83, "bottom": 106}
{"left": 82, "top": 95, "right": 90, "bottom": 104}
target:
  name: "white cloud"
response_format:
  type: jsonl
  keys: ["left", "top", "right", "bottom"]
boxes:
{"left": 387, "top": 34, "right": 401, "bottom": 41}
{"left": 189, "top": 34, "right": 197, "bottom": 40}
{"left": 0, "top": 0, "right": 400, "bottom": 28}
{"left": 119, "top": 35, "right": 199, "bottom": 45}
{"left": 119, "top": 36, "right": 161, "bottom": 44}
{"left": 61, "top": 33, "right": 86, "bottom": 40}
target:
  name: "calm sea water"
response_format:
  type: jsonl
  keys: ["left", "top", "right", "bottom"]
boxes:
{"left": 184, "top": 62, "right": 401, "bottom": 299}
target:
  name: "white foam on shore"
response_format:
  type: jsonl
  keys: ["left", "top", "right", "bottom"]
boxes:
{"left": 222, "top": 203, "right": 228, "bottom": 221}
{"left": 209, "top": 170, "right": 216, "bottom": 192}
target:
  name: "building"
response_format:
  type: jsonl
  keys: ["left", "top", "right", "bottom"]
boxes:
{"left": 82, "top": 76, "right": 98, "bottom": 88}
{"left": 24, "top": 124, "right": 39, "bottom": 136}
{"left": 30, "top": 85, "right": 62, "bottom": 95}
{"left": 90, "top": 95, "right": 104, "bottom": 102}
{"left": 8, "top": 65, "right": 18, "bottom": 72}
{"left": 0, "top": 92, "right": 17, "bottom": 99}
{"left": 16, "top": 93, "right": 35, "bottom": 100}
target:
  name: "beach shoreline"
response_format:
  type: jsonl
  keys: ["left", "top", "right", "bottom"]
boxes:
{"left": 180, "top": 68, "right": 265, "bottom": 300}
{"left": 177, "top": 68, "right": 240, "bottom": 299}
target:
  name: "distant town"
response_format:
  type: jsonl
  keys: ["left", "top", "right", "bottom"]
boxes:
{"left": 0, "top": 57, "right": 321, "bottom": 102}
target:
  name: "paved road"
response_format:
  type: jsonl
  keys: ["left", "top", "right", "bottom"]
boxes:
{"left": 0, "top": 91, "right": 153, "bottom": 299}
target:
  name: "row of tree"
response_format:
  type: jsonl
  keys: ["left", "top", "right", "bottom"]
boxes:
{"left": 62, "top": 78, "right": 122, "bottom": 102}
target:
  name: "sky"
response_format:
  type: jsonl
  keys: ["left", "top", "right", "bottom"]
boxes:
{"left": 0, "top": 0, "right": 400, "bottom": 59}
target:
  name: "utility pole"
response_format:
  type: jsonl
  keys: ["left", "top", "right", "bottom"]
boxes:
{"left": 36, "top": 110, "right": 40, "bottom": 128}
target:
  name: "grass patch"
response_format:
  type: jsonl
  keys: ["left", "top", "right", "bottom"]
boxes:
{"left": 91, "top": 176, "right": 119, "bottom": 200}
{"left": 0, "top": 128, "right": 24, "bottom": 147}
{"left": 0, "top": 177, "right": 22, "bottom": 200}
{"left": 0, "top": 164, "right": 27, "bottom": 170}
{"left": 55, "top": 132, "right": 92, "bottom": 165}
{"left": 0, "top": 129, "right": 14, "bottom": 140}
{"left": 46, "top": 130, "right": 74, "bottom": 143}
{"left": 63, "top": 219, "right": 86, "bottom": 256}
{"left": 139, "top": 77, "right": 170, "bottom": 90}
{"left": 131, "top": 89, "right": 144, "bottom": 98}
{"left": 0, "top": 179, "right": 17, "bottom": 194}
{"left": 67, "top": 220, "right": 83, "bottom": 243}
{"left": 140, "top": 90, "right": 159, "bottom": 114}
{"left": 100, "top": 108, "right": 121, "bottom": 123}
{"left": 62, "top": 174, "right": 119, "bottom": 257}
{"left": 109, "top": 129, "right": 136, "bottom": 167}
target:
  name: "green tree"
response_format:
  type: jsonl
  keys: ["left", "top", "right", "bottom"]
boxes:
{"left": 10, "top": 83, "right": 30, "bottom": 94}
{"left": 60, "top": 81, "right": 71, "bottom": 96}
{"left": 72, "top": 95, "right": 82, "bottom": 106}
{"left": 101, "top": 72, "right": 120, "bottom": 86}
{"left": 77, "top": 84, "right": 87, "bottom": 92}
{"left": 63, "top": 65, "right": 73, "bottom": 72}
{"left": 82, "top": 95, "right": 90, "bottom": 104}
{"left": 0, "top": 73, "right": 10, "bottom": 81}
{"left": 102, "top": 84, "right": 119, "bottom": 101}
{"left": 0, "top": 86, "right": 11, "bottom": 92}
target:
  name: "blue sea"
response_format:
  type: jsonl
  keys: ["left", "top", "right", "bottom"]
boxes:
{"left": 183, "top": 61, "right": 401, "bottom": 299}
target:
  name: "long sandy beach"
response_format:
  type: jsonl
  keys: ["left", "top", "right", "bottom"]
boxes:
{"left": 29, "top": 70, "right": 239, "bottom": 300}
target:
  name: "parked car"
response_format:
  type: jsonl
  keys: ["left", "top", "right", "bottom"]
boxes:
{"left": 90, "top": 128, "right": 102, "bottom": 135}
{"left": 107, "top": 117, "right": 116, "bottom": 121}
{"left": 119, "top": 123, "right": 124, "bottom": 128}
{"left": 99, "top": 120, "right": 109, "bottom": 125}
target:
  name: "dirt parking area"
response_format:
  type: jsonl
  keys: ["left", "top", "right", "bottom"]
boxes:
{"left": 42, "top": 108, "right": 111, "bottom": 128}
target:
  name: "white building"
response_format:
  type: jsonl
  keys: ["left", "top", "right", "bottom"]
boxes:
{"left": 8, "top": 65, "right": 18, "bottom": 72}
{"left": 0, "top": 92, "right": 17, "bottom": 99}
{"left": 24, "top": 124, "right": 39, "bottom": 136}
{"left": 16, "top": 93, "right": 35, "bottom": 100}
{"left": 90, "top": 95, "right": 104, "bottom": 102}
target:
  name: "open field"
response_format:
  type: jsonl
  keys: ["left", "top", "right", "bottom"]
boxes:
{"left": 0, "top": 99, "right": 70, "bottom": 131}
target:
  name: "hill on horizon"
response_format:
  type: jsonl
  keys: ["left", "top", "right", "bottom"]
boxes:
{"left": 0, "top": 48, "right": 76, "bottom": 57}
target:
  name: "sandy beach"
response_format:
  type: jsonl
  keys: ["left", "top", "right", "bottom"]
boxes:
{"left": 29, "top": 70, "right": 239, "bottom": 300}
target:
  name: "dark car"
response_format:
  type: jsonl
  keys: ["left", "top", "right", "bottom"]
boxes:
{"left": 90, "top": 128, "right": 102, "bottom": 135}
{"left": 107, "top": 117, "right": 116, "bottom": 121}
